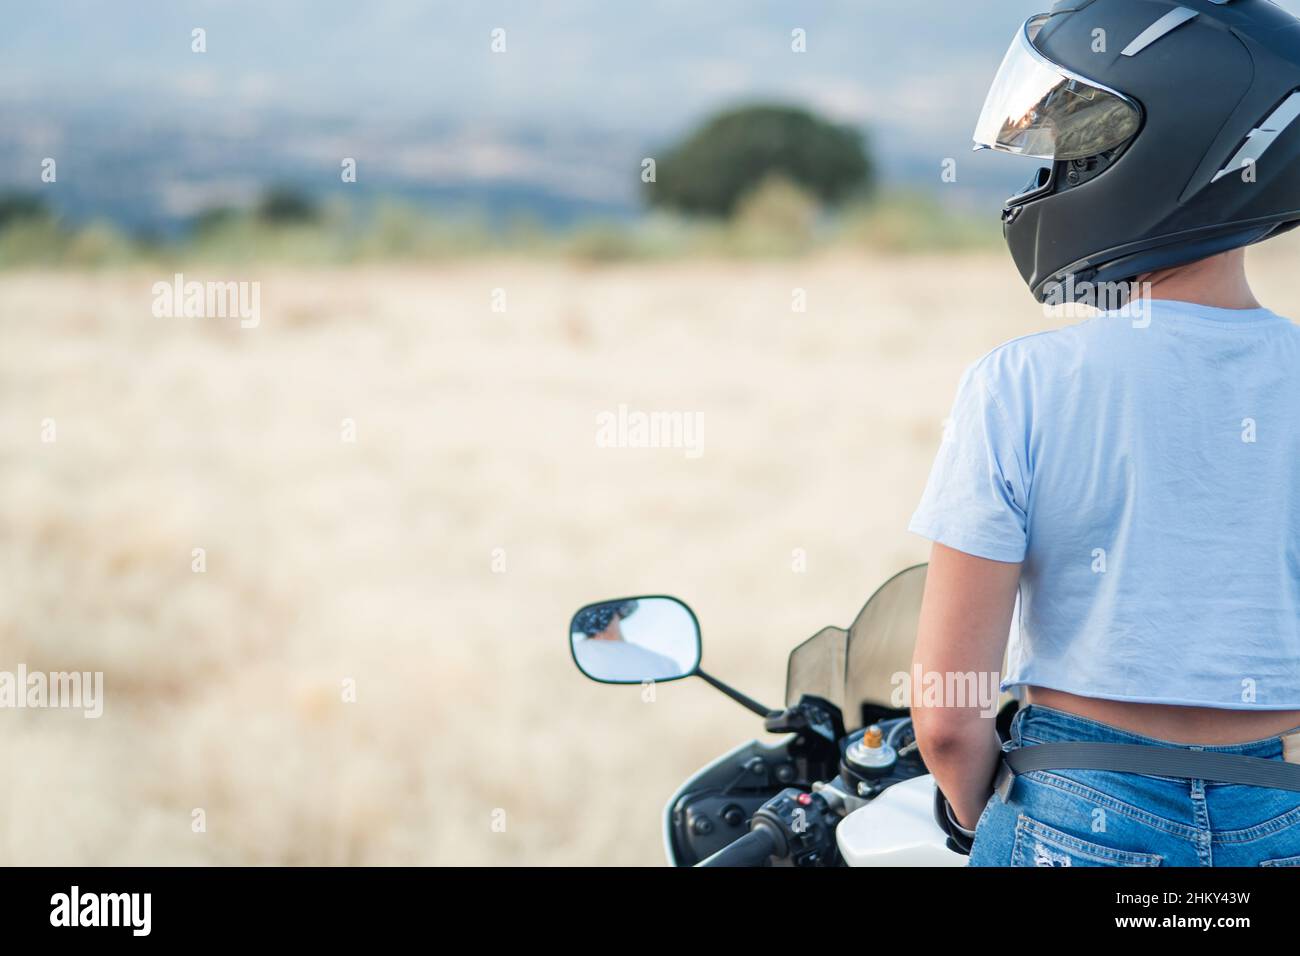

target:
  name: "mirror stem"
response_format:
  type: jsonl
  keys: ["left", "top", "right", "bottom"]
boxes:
{"left": 696, "top": 669, "right": 777, "bottom": 718}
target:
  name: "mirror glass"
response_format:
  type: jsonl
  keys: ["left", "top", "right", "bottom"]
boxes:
{"left": 569, "top": 596, "right": 700, "bottom": 684}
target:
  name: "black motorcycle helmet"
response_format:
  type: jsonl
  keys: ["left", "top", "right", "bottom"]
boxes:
{"left": 976, "top": 0, "right": 1300, "bottom": 302}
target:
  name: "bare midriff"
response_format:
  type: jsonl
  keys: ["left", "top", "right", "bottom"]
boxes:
{"left": 1025, "top": 685, "right": 1300, "bottom": 745}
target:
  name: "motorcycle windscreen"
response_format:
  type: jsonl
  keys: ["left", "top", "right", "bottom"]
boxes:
{"left": 784, "top": 626, "right": 848, "bottom": 711}
{"left": 843, "top": 564, "right": 1019, "bottom": 730}
{"left": 842, "top": 564, "right": 930, "bottom": 728}
{"left": 973, "top": 14, "right": 1140, "bottom": 161}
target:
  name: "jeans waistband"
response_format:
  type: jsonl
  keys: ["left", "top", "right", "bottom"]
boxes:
{"left": 1012, "top": 704, "right": 1298, "bottom": 759}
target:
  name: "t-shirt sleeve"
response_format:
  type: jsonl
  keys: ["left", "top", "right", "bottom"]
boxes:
{"left": 908, "top": 361, "right": 1029, "bottom": 563}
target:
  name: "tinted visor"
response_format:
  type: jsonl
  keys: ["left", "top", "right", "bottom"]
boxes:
{"left": 974, "top": 14, "right": 1140, "bottom": 161}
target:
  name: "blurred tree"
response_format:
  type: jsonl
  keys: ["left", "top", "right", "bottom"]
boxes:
{"left": 255, "top": 187, "right": 320, "bottom": 225}
{"left": 647, "top": 104, "right": 872, "bottom": 217}
{"left": 192, "top": 205, "right": 239, "bottom": 235}
{"left": 0, "top": 192, "right": 52, "bottom": 229}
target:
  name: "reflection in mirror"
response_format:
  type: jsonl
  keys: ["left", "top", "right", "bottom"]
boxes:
{"left": 570, "top": 597, "right": 700, "bottom": 684}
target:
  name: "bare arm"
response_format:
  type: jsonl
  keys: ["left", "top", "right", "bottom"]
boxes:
{"left": 911, "top": 542, "right": 1021, "bottom": 829}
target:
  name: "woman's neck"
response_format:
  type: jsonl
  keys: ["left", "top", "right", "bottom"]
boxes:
{"left": 1138, "top": 248, "right": 1261, "bottom": 310}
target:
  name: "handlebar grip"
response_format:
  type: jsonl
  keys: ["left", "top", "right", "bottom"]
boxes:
{"left": 695, "top": 826, "right": 778, "bottom": 867}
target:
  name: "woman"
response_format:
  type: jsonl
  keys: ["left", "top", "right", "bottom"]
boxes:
{"left": 911, "top": 0, "right": 1300, "bottom": 866}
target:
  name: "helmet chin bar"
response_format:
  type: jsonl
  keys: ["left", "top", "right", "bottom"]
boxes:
{"left": 1003, "top": 142, "right": 1133, "bottom": 225}
{"left": 1002, "top": 166, "right": 1054, "bottom": 222}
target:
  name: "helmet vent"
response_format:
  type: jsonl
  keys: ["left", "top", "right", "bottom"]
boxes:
{"left": 1211, "top": 91, "right": 1300, "bottom": 183}
{"left": 1120, "top": 7, "right": 1198, "bottom": 57}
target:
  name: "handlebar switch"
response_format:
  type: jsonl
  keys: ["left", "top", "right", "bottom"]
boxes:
{"left": 751, "top": 788, "right": 838, "bottom": 867}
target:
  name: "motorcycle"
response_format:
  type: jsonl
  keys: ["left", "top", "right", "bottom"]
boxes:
{"left": 568, "top": 563, "right": 1015, "bottom": 866}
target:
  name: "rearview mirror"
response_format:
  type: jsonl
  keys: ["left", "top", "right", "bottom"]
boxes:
{"left": 569, "top": 596, "right": 701, "bottom": 684}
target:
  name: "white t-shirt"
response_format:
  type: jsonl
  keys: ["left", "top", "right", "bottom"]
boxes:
{"left": 909, "top": 300, "right": 1300, "bottom": 709}
{"left": 574, "top": 638, "right": 683, "bottom": 682}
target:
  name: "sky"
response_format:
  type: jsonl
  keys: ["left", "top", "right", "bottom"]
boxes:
{"left": 6, "top": 0, "right": 1300, "bottom": 229}
{"left": 2, "top": 0, "right": 1034, "bottom": 133}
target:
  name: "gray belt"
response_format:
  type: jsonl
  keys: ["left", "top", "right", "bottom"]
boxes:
{"left": 994, "top": 742, "right": 1300, "bottom": 802}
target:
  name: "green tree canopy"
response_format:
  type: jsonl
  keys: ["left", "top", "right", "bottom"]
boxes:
{"left": 256, "top": 187, "right": 320, "bottom": 225}
{"left": 0, "top": 192, "right": 51, "bottom": 229}
{"left": 647, "top": 103, "right": 873, "bottom": 218}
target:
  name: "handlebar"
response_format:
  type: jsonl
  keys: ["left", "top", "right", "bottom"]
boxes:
{"left": 695, "top": 826, "right": 779, "bottom": 867}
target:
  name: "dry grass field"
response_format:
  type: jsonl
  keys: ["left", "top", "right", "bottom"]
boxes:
{"left": 3, "top": 242, "right": 1298, "bottom": 864}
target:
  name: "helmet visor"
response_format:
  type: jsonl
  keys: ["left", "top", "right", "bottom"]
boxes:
{"left": 973, "top": 14, "right": 1140, "bottom": 161}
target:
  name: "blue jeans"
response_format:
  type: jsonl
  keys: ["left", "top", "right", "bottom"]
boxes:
{"left": 969, "top": 704, "right": 1300, "bottom": 867}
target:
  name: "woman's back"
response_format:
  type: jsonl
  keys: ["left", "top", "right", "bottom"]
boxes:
{"left": 910, "top": 299, "right": 1300, "bottom": 734}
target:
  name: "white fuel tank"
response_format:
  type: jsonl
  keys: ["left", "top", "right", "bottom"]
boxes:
{"left": 836, "top": 774, "right": 969, "bottom": 866}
